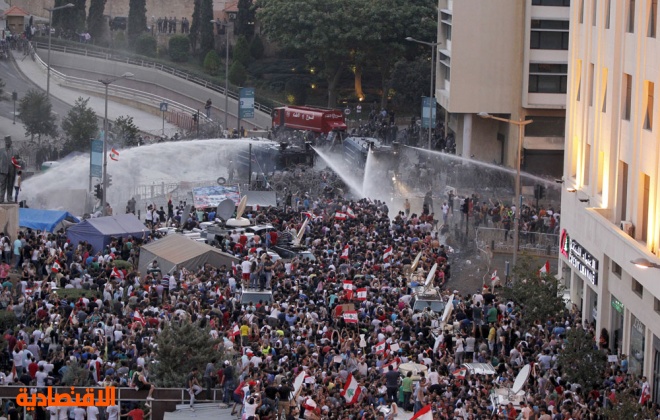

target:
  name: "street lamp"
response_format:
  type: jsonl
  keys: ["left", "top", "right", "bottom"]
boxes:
{"left": 212, "top": 20, "right": 230, "bottom": 134}
{"left": 406, "top": 36, "right": 441, "bottom": 150}
{"left": 99, "top": 72, "right": 134, "bottom": 216}
{"left": 478, "top": 112, "right": 533, "bottom": 270}
{"left": 631, "top": 258, "right": 660, "bottom": 269}
{"left": 44, "top": 3, "right": 74, "bottom": 99}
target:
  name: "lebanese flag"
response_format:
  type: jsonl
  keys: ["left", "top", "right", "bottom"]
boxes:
{"left": 539, "top": 260, "right": 550, "bottom": 277}
{"left": 452, "top": 367, "right": 467, "bottom": 380}
{"left": 109, "top": 148, "right": 119, "bottom": 161}
{"left": 231, "top": 324, "right": 240, "bottom": 337}
{"left": 11, "top": 157, "right": 21, "bottom": 169}
{"left": 111, "top": 267, "right": 123, "bottom": 279}
{"left": 343, "top": 280, "right": 354, "bottom": 290}
{"left": 344, "top": 289, "right": 354, "bottom": 300}
{"left": 356, "top": 288, "right": 368, "bottom": 301}
{"left": 340, "top": 245, "right": 350, "bottom": 260}
{"left": 302, "top": 211, "right": 313, "bottom": 219}
{"left": 342, "top": 311, "right": 358, "bottom": 323}
{"left": 341, "top": 373, "right": 361, "bottom": 404}
{"left": 335, "top": 212, "right": 348, "bottom": 221}
{"left": 302, "top": 398, "right": 318, "bottom": 412}
{"left": 383, "top": 246, "right": 393, "bottom": 262}
{"left": 133, "top": 310, "right": 146, "bottom": 326}
{"left": 382, "top": 357, "right": 401, "bottom": 371}
{"left": 640, "top": 382, "right": 651, "bottom": 404}
{"left": 374, "top": 341, "right": 387, "bottom": 354}
{"left": 411, "top": 404, "right": 433, "bottom": 420}
{"left": 490, "top": 270, "right": 498, "bottom": 283}
{"left": 231, "top": 262, "right": 238, "bottom": 276}
{"left": 51, "top": 261, "right": 62, "bottom": 273}
{"left": 5, "top": 363, "right": 16, "bottom": 384}
{"left": 346, "top": 207, "right": 356, "bottom": 219}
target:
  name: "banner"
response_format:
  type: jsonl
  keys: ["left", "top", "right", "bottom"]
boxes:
{"left": 192, "top": 185, "right": 240, "bottom": 208}
{"left": 239, "top": 87, "right": 255, "bottom": 119}
{"left": 90, "top": 139, "right": 103, "bottom": 178}
{"left": 421, "top": 96, "right": 436, "bottom": 129}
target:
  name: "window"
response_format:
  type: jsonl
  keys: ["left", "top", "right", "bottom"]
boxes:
{"left": 597, "top": 151, "right": 604, "bottom": 194}
{"left": 532, "top": 0, "right": 571, "bottom": 5}
{"left": 642, "top": 173, "right": 650, "bottom": 242}
{"left": 443, "top": 23, "right": 452, "bottom": 41}
{"left": 579, "top": 0, "right": 585, "bottom": 23}
{"left": 439, "top": 54, "right": 450, "bottom": 82}
{"left": 528, "top": 63, "right": 568, "bottom": 93}
{"left": 623, "top": 74, "right": 632, "bottom": 120}
{"left": 576, "top": 59, "right": 582, "bottom": 101}
{"left": 629, "top": 0, "right": 636, "bottom": 32}
{"left": 602, "top": 68, "right": 608, "bottom": 112}
{"left": 650, "top": 0, "right": 658, "bottom": 37}
{"left": 530, "top": 30, "right": 570, "bottom": 50}
{"left": 645, "top": 81, "right": 654, "bottom": 130}
{"left": 619, "top": 161, "right": 629, "bottom": 221}
{"left": 588, "top": 63, "right": 595, "bottom": 106}
{"left": 584, "top": 143, "right": 591, "bottom": 185}
{"left": 633, "top": 278, "right": 644, "bottom": 297}
{"left": 655, "top": 297, "right": 660, "bottom": 314}
{"left": 612, "top": 261, "right": 622, "bottom": 277}
{"left": 605, "top": 0, "right": 612, "bottom": 28}
{"left": 592, "top": 0, "right": 598, "bottom": 25}
{"left": 524, "top": 116, "right": 566, "bottom": 136}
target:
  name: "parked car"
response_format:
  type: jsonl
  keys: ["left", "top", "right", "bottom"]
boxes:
{"left": 109, "top": 17, "right": 127, "bottom": 31}
{"left": 270, "top": 245, "right": 316, "bottom": 262}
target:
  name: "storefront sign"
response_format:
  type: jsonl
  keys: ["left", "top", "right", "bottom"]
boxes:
{"left": 568, "top": 238, "right": 599, "bottom": 285}
{"left": 611, "top": 297, "right": 624, "bottom": 314}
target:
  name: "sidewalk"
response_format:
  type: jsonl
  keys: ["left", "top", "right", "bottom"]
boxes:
{"left": 11, "top": 50, "right": 177, "bottom": 135}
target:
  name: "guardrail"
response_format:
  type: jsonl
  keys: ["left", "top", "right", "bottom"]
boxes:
{"left": 33, "top": 41, "right": 273, "bottom": 116}
{"left": 476, "top": 226, "right": 559, "bottom": 257}
{"left": 31, "top": 45, "right": 214, "bottom": 132}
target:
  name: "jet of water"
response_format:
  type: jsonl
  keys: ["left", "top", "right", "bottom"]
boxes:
{"left": 312, "top": 147, "right": 364, "bottom": 196}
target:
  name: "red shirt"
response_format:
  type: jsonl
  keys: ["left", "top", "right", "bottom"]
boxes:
{"left": 126, "top": 408, "right": 145, "bottom": 420}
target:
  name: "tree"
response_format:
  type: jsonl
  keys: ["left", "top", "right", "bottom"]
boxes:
{"left": 128, "top": 0, "right": 147, "bottom": 42}
{"left": 199, "top": 0, "right": 215, "bottom": 59}
{"left": 86, "top": 0, "right": 106, "bottom": 42}
{"left": 203, "top": 50, "right": 221, "bottom": 76}
{"left": 285, "top": 78, "right": 307, "bottom": 105}
{"left": 233, "top": 35, "right": 251, "bottom": 67}
{"left": 0, "top": 77, "right": 4, "bottom": 97}
{"left": 112, "top": 116, "right": 140, "bottom": 147}
{"left": 498, "top": 255, "right": 565, "bottom": 326}
{"left": 557, "top": 327, "right": 607, "bottom": 392}
{"left": 135, "top": 34, "right": 157, "bottom": 57}
{"left": 189, "top": 0, "right": 202, "bottom": 53}
{"left": 389, "top": 58, "right": 435, "bottom": 110}
{"left": 151, "top": 319, "right": 223, "bottom": 388}
{"left": 18, "top": 90, "right": 58, "bottom": 146}
{"left": 228, "top": 61, "right": 248, "bottom": 86}
{"left": 61, "top": 97, "right": 98, "bottom": 153}
{"left": 52, "top": 0, "right": 87, "bottom": 35}
{"left": 249, "top": 34, "right": 265, "bottom": 60}
{"left": 168, "top": 35, "right": 191, "bottom": 62}
{"left": 62, "top": 361, "right": 91, "bottom": 386}
{"left": 602, "top": 387, "right": 656, "bottom": 419}
{"left": 236, "top": 0, "right": 256, "bottom": 38}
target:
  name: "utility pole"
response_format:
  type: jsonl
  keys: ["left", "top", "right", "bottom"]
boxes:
{"left": 247, "top": 143, "right": 252, "bottom": 190}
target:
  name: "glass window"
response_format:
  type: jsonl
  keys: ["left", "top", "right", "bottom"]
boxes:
{"left": 630, "top": 314, "right": 646, "bottom": 377}
{"left": 529, "top": 75, "right": 568, "bottom": 93}
{"left": 532, "top": 0, "right": 571, "bottom": 5}
{"left": 530, "top": 31, "right": 570, "bottom": 50}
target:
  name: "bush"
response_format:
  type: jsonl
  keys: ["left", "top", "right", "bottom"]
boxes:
{"left": 113, "top": 31, "right": 127, "bottom": 49}
{"left": 0, "top": 311, "right": 17, "bottom": 333}
{"left": 135, "top": 34, "right": 157, "bottom": 57}
{"left": 203, "top": 50, "right": 221, "bottom": 76}
{"left": 233, "top": 35, "right": 251, "bottom": 67}
{"left": 249, "top": 34, "right": 265, "bottom": 60}
{"left": 228, "top": 61, "right": 248, "bottom": 86}
{"left": 168, "top": 35, "right": 190, "bottom": 62}
{"left": 285, "top": 78, "right": 308, "bottom": 105}
{"left": 113, "top": 260, "right": 134, "bottom": 271}
{"left": 54, "top": 288, "right": 97, "bottom": 301}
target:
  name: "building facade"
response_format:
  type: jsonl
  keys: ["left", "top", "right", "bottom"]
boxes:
{"left": 562, "top": 0, "right": 660, "bottom": 402}
{"left": 436, "top": 0, "right": 568, "bottom": 178}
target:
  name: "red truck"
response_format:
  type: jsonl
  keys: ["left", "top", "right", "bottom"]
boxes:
{"left": 272, "top": 105, "right": 347, "bottom": 135}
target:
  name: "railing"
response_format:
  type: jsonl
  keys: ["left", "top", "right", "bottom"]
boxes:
{"left": 31, "top": 47, "right": 214, "bottom": 132}
{"left": 33, "top": 41, "right": 273, "bottom": 116}
{"left": 475, "top": 226, "right": 559, "bottom": 257}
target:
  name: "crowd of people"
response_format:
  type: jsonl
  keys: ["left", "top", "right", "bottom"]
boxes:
{"left": 0, "top": 192, "right": 655, "bottom": 420}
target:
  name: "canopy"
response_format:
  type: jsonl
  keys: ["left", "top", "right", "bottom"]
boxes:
{"left": 19, "top": 208, "right": 79, "bottom": 232}
{"left": 138, "top": 234, "right": 238, "bottom": 276}
{"left": 244, "top": 191, "right": 277, "bottom": 208}
{"left": 66, "top": 214, "right": 147, "bottom": 252}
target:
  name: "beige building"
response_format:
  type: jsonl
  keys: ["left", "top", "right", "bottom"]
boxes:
{"left": 436, "top": 0, "right": 568, "bottom": 177}
{"left": 561, "top": 0, "right": 660, "bottom": 402}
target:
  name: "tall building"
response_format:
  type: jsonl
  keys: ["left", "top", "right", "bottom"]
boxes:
{"left": 435, "top": 0, "right": 568, "bottom": 178}
{"left": 562, "top": 0, "right": 660, "bottom": 401}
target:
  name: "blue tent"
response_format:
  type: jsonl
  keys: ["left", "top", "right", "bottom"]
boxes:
{"left": 66, "top": 214, "right": 147, "bottom": 253}
{"left": 19, "top": 208, "right": 80, "bottom": 232}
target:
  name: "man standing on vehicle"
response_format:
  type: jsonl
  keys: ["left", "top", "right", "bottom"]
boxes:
{"left": 262, "top": 255, "right": 274, "bottom": 290}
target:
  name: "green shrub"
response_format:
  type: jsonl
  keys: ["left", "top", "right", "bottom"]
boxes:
{"left": 285, "top": 78, "right": 308, "bottom": 105}
{"left": 168, "top": 35, "right": 190, "bottom": 62}
{"left": 113, "top": 260, "right": 134, "bottom": 271}
{"left": 233, "top": 35, "right": 251, "bottom": 67}
{"left": 0, "top": 311, "right": 17, "bottom": 333}
{"left": 203, "top": 50, "right": 221, "bottom": 76}
{"left": 249, "top": 34, "right": 264, "bottom": 60}
{"left": 113, "top": 31, "right": 127, "bottom": 49}
{"left": 228, "top": 61, "right": 248, "bottom": 86}
{"left": 54, "top": 289, "right": 97, "bottom": 301}
{"left": 135, "top": 34, "right": 157, "bottom": 57}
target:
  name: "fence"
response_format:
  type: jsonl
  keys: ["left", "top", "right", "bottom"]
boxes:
{"left": 475, "top": 227, "right": 559, "bottom": 257}
{"left": 32, "top": 41, "right": 273, "bottom": 116}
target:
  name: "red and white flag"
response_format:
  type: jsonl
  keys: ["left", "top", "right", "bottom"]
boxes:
{"left": 344, "top": 289, "right": 354, "bottom": 300}
{"left": 342, "top": 311, "right": 358, "bottom": 323}
{"left": 341, "top": 373, "right": 361, "bottom": 404}
{"left": 346, "top": 207, "right": 356, "bottom": 219}
{"left": 109, "top": 148, "right": 119, "bottom": 161}
{"left": 340, "top": 245, "right": 350, "bottom": 260}
{"left": 334, "top": 212, "right": 348, "bottom": 221}
{"left": 11, "top": 157, "right": 21, "bottom": 169}
{"left": 374, "top": 341, "right": 387, "bottom": 354}
{"left": 356, "top": 288, "right": 368, "bottom": 301}
{"left": 51, "top": 261, "right": 62, "bottom": 273}
{"left": 231, "top": 262, "right": 238, "bottom": 276}
{"left": 343, "top": 280, "right": 354, "bottom": 291}
{"left": 539, "top": 260, "right": 550, "bottom": 277}
{"left": 383, "top": 246, "right": 393, "bottom": 262}
{"left": 231, "top": 324, "right": 241, "bottom": 337}
{"left": 133, "top": 310, "right": 146, "bottom": 326}
{"left": 382, "top": 357, "right": 401, "bottom": 371}
{"left": 490, "top": 270, "right": 498, "bottom": 283}
{"left": 452, "top": 367, "right": 467, "bottom": 380}
{"left": 111, "top": 267, "right": 123, "bottom": 279}
{"left": 411, "top": 404, "right": 433, "bottom": 420}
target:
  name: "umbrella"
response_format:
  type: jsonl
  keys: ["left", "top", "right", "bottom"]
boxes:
{"left": 398, "top": 362, "right": 428, "bottom": 380}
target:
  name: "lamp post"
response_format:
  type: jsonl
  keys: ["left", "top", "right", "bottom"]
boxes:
{"left": 405, "top": 37, "right": 441, "bottom": 150}
{"left": 631, "top": 258, "right": 660, "bottom": 269}
{"left": 12, "top": 91, "right": 17, "bottom": 124}
{"left": 44, "top": 3, "right": 74, "bottom": 99}
{"left": 212, "top": 20, "right": 231, "bottom": 134}
{"left": 99, "top": 72, "right": 134, "bottom": 216}
{"left": 478, "top": 112, "right": 533, "bottom": 270}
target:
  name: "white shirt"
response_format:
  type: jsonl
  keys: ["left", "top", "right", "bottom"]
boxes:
{"left": 106, "top": 406, "right": 120, "bottom": 420}
{"left": 73, "top": 407, "right": 86, "bottom": 420}
{"left": 86, "top": 406, "right": 99, "bottom": 420}
{"left": 47, "top": 406, "right": 58, "bottom": 420}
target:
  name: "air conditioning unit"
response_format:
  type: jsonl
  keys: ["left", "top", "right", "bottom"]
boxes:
{"left": 621, "top": 221, "right": 635, "bottom": 237}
